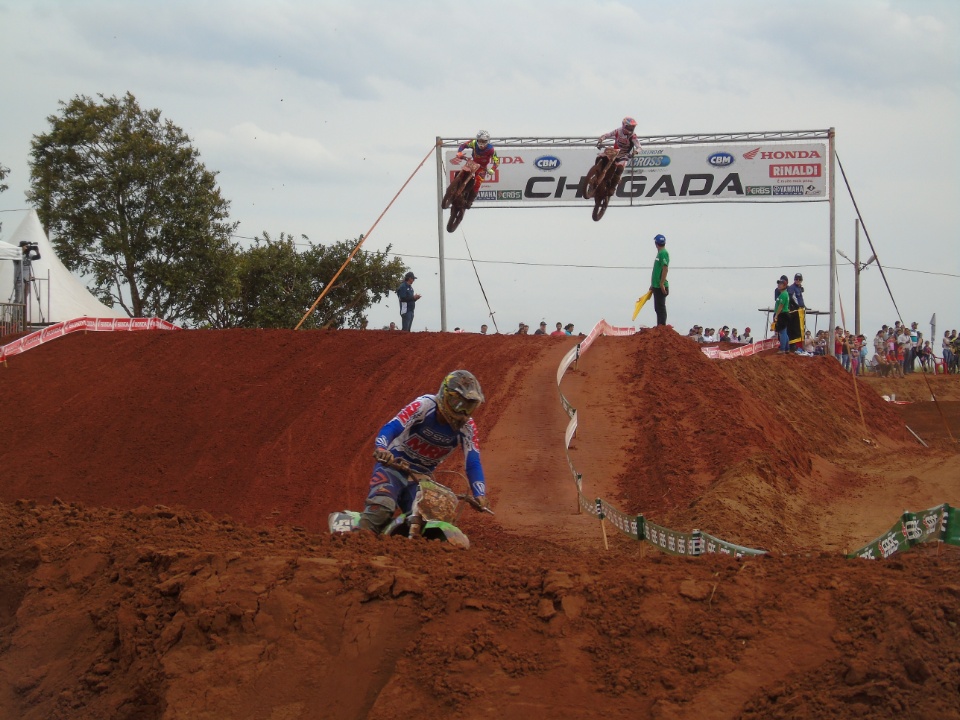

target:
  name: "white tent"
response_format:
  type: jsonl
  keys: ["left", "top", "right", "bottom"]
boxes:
{"left": 0, "top": 210, "right": 125, "bottom": 323}
{"left": 0, "top": 239, "right": 20, "bottom": 262}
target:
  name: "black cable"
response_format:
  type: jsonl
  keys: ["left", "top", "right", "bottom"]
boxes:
{"left": 835, "top": 152, "right": 906, "bottom": 326}
{"left": 459, "top": 227, "right": 499, "bottom": 334}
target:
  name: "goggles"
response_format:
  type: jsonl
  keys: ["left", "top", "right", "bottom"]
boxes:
{"left": 445, "top": 391, "right": 480, "bottom": 416}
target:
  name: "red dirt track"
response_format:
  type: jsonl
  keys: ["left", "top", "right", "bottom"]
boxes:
{"left": 1, "top": 327, "right": 959, "bottom": 719}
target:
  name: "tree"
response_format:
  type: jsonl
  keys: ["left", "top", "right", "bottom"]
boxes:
{"left": 0, "top": 162, "right": 8, "bottom": 234}
{"left": 27, "top": 92, "right": 238, "bottom": 322}
{"left": 198, "top": 232, "right": 407, "bottom": 329}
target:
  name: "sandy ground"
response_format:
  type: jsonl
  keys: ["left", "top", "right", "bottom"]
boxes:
{"left": 0, "top": 327, "right": 958, "bottom": 720}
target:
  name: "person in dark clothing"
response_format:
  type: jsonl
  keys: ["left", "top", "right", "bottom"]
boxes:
{"left": 397, "top": 271, "right": 421, "bottom": 331}
{"left": 787, "top": 273, "right": 806, "bottom": 352}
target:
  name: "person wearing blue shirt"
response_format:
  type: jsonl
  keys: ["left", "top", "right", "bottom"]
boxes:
{"left": 396, "top": 271, "right": 421, "bottom": 331}
{"left": 358, "top": 370, "right": 490, "bottom": 534}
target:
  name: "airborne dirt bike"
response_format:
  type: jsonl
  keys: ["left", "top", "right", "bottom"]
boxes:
{"left": 441, "top": 157, "right": 483, "bottom": 233}
{"left": 327, "top": 456, "right": 494, "bottom": 549}
{"left": 583, "top": 147, "right": 624, "bottom": 222}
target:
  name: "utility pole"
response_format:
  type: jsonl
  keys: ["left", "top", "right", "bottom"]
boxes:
{"left": 854, "top": 219, "right": 861, "bottom": 337}
{"left": 837, "top": 219, "right": 876, "bottom": 337}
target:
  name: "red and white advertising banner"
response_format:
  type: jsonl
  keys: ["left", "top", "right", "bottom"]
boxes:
{"left": 444, "top": 142, "right": 827, "bottom": 208}
{"left": 1, "top": 316, "right": 179, "bottom": 362}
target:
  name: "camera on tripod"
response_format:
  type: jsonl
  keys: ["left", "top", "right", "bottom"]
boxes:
{"left": 19, "top": 241, "right": 41, "bottom": 261}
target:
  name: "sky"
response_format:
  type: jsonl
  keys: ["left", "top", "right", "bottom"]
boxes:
{"left": 1, "top": 0, "right": 958, "bottom": 341}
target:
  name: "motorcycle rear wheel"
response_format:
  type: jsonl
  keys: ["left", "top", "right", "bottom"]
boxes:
{"left": 592, "top": 193, "right": 610, "bottom": 222}
{"left": 447, "top": 206, "right": 465, "bottom": 232}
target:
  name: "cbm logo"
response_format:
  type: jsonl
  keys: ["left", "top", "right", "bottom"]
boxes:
{"left": 707, "top": 152, "right": 735, "bottom": 168}
{"left": 534, "top": 155, "right": 562, "bottom": 171}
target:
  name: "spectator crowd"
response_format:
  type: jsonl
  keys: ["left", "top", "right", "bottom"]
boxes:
{"left": 682, "top": 319, "right": 960, "bottom": 377}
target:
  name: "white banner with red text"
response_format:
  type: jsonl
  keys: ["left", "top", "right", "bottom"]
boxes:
{"left": 1, "top": 317, "right": 180, "bottom": 362}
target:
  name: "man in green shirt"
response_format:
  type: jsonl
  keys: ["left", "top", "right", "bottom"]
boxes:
{"left": 774, "top": 276, "right": 791, "bottom": 352}
{"left": 651, "top": 234, "right": 670, "bottom": 326}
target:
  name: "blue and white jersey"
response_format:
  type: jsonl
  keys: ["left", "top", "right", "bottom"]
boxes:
{"left": 374, "top": 394, "right": 486, "bottom": 498}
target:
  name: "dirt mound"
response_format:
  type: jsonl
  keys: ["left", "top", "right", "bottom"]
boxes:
{"left": 2, "top": 499, "right": 958, "bottom": 720}
{"left": 0, "top": 329, "right": 564, "bottom": 531}
{"left": 1, "top": 327, "right": 959, "bottom": 719}
{"left": 605, "top": 327, "right": 914, "bottom": 550}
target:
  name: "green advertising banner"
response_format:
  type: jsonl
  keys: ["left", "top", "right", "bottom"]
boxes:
{"left": 848, "top": 505, "right": 957, "bottom": 559}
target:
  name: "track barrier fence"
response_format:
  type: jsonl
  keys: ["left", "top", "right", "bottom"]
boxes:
{"left": 559, "top": 320, "right": 959, "bottom": 560}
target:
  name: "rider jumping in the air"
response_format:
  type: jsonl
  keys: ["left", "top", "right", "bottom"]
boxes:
{"left": 596, "top": 116, "right": 642, "bottom": 189}
{"left": 456, "top": 130, "right": 500, "bottom": 207}
{"left": 357, "top": 370, "right": 490, "bottom": 534}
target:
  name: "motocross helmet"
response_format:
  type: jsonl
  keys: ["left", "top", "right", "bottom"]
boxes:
{"left": 476, "top": 130, "right": 490, "bottom": 149}
{"left": 622, "top": 117, "right": 637, "bottom": 134}
{"left": 436, "top": 370, "right": 484, "bottom": 429}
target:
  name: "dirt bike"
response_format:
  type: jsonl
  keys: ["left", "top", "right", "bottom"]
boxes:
{"left": 583, "top": 146, "right": 623, "bottom": 222}
{"left": 441, "top": 157, "right": 482, "bottom": 233}
{"left": 327, "top": 456, "right": 494, "bottom": 549}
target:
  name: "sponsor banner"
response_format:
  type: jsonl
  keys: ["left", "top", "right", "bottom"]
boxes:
{"left": 644, "top": 520, "right": 702, "bottom": 556}
{"left": 699, "top": 531, "right": 767, "bottom": 557}
{"left": 0, "top": 316, "right": 180, "bottom": 362}
{"left": 701, "top": 337, "right": 778, "bottom": 359}
{"left": 443, "top": 142, "right": 827, "bottom": 207}
{"left": 849, "top": 504, "right": 958, "bottom": 559}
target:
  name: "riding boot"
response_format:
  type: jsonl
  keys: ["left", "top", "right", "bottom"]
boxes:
{"left": 612, "top": 165, "right": 624, "bottom": 189}
{"left": 467, "top": 187, "right": 478, "bottom": 208}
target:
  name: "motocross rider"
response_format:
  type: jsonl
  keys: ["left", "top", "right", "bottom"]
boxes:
{"left": 456, "top": 130, "right": 500, "bottom": 208}
{"left": 357, "top": 370, "right": 490, "bottom": 534}
{"left": 595, "top": 116, "right": 642, "bottom": 190}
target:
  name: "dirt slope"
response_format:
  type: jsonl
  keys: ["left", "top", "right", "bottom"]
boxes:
{"left": 1, "top": 327, "right": 958, "bottom": 720}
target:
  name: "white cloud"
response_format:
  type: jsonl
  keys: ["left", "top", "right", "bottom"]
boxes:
{"left": 1, "top": 0, "right": 957, "bottom": 335}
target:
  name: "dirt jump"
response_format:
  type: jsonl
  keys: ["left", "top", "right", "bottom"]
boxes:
{"left": 1, "top": 326, "right": 958, "bottom": 720}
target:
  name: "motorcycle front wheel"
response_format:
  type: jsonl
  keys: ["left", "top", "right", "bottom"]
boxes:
{"left": 442, "top": 171, "right": 469, "bottom": 209}
{"left": 441, "top": 183, "right": 456, "bottom": 210}
{"left": 583, "top": 162, "right": 603, "bottom": 200}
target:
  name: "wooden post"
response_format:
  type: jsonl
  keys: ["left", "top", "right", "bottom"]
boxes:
{"left": 595, "top": 498, "right": 609, "bottom": 550}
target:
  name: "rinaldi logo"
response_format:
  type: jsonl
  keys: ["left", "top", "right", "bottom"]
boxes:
{"left": 770, "top": 164, "right": 821, "bottom": 178}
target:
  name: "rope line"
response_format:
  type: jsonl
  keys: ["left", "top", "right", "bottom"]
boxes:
{"left": 459, "top": 226, "right": 499, "bottom": 334}
{"left": 836, "top": 151, "right": 955, "bottom": 443}
{"left": 263, "top": 245, "right": 959, "bottom": 278}
{"left": 833, "top": 262, "right": 872, "bottom": 442}
{"left": 293, "top": 142, "right": 438, "bottom": 331}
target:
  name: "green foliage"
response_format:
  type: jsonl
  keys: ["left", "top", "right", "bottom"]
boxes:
{"left": 200, "top": 232, "right": 408, "bottom": 329}
{"left": 26, "top": 92, "right": 237, "bottom": 321}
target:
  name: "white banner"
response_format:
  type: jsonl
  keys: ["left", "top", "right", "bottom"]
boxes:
{"left": 443, "top": 141, "right": 828, "bottom": 207}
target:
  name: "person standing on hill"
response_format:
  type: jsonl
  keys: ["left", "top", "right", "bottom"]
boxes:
{"left": 650, "top": 234, "right": 670, "bottom": 326}
{"left": 397, "top": 271, "right": 421, "bottom": 332}
{"left": 774, "top": 277, "right": 790, "bottom": 353}
{"left": 787, "top": 273, "right": 806, "bottom": 352}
